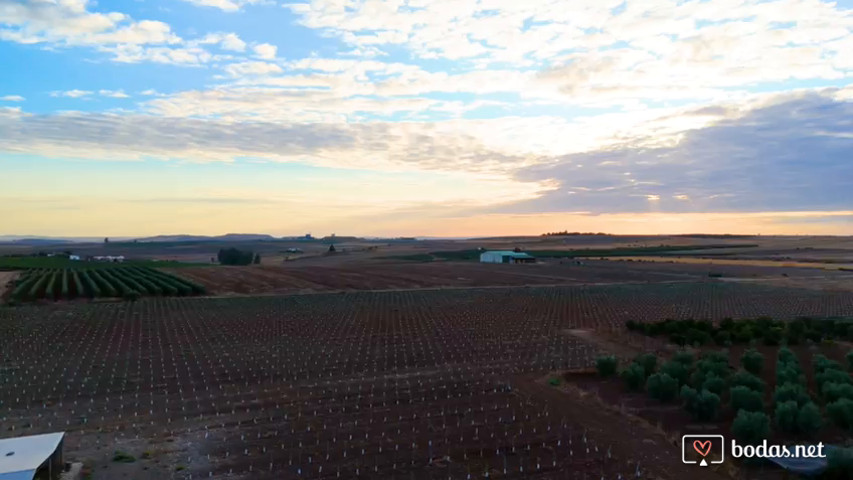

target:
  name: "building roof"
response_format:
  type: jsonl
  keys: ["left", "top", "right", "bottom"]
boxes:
{"left": 481, "top": 251, "right": 535, "bottom": 258}
{"left": 0, "top": 433, "right": 64, "bottom": 480}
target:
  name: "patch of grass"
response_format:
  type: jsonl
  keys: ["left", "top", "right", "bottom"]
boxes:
{"left": 112, "top": 451, "right": 136, "bottom": 463}
{"left": 430, "top": 250, "right": 482, "bottom": 261}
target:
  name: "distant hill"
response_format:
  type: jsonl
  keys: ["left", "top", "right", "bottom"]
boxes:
{"left": 133, "top": 233, "right": 278, "bottom": 243}
{"left": 0, "top": 238, "right": 72, "bottom": 245}
{"left": 0, "top": 236, "right": 128, "bottom": 245}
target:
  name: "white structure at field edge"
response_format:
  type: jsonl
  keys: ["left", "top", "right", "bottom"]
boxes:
{"left": 479, "top": 251, "right": 536, "bottom": 264}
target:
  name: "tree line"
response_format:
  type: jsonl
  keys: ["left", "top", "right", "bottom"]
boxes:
{"left": 217, "top": 248, "right": 261, "bottom": 266}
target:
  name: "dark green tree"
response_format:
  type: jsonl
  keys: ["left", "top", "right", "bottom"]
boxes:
{"left": 732, "top": 410, "right": 771, "bottom": 445}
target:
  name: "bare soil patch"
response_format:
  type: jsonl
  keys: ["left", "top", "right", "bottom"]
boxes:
{"left": 0, "top": 270, "right": 20, "bottom": 302}
{"left": 603, "top": 256, "right": 853, "bottom": 271}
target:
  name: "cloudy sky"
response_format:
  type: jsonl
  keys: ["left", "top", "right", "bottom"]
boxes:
{"left": 1, "top": 0, "right": 852, "bottom": 237}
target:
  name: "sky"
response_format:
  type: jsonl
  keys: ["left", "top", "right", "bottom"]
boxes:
{"left": 1, "top": 0, "right": 852, "bottom": 237}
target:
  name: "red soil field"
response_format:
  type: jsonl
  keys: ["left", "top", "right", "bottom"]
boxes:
{"left": 2, "top": 283, "right": 851, "bottom": 478}
{"left": 163, "top": 258, "right": 853, "bottom": 297}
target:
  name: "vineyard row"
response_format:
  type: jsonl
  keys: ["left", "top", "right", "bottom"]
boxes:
{"left": 9, "top": 266, "right": 206, "bottom": 302}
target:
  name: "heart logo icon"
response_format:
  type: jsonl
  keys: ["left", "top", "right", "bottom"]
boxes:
{"left": 693, "top": 440, "right": 712, "bottom": 458}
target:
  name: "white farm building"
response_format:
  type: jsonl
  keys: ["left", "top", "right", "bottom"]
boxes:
{"left": 0, "top": 432, "right": 65, "bottom": 480}
{"left": 479, "top": 251, "right": 536, "bottom": 264}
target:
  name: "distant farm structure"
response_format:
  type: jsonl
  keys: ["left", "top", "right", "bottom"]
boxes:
{"left": 479, "top": 250, "right": 536, "bottom": 264}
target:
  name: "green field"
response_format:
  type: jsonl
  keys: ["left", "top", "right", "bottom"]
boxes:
{"left": 7, "top": 266, "right": 206, "bottom": 302}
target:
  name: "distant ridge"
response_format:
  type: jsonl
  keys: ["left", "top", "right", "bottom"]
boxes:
{"left": 0, "top": 236, "right": 131, "bottom": 245}
{"left": 133, "top": 233, "right": 278, "bottom": 242}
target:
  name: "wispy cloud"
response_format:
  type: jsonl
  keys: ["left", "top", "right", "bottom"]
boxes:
{"left": 50, "top": 89, "right": 93, "bottom": 98}
{"left": 180, "top": 0, "right": 272, "bottom": 13}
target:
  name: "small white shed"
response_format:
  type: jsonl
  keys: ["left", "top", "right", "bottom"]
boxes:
{"left": 0, "top": 432, "right": 65, "bottom": 480}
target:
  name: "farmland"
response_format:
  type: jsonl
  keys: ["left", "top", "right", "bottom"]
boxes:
{"left": 2, "top": 282, "right": 853, "bottom": 479}
{"left": 5, "top": 266, "right": 206, "bottom": 302}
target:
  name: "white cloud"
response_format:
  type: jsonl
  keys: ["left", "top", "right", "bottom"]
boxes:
{"left": 180, "top": 0, "right": 271, "bottom": 12}
{"left": 225, "top": 61, "right": 284, "bottom": 77}
{"left": 253, "top": 43, "right": 277, "bottom": 59}
{"left": 194, "top": 32, "right": 247, "bottom": 51}
{"left": 0, "top": 0, "right": 181, "bottom": 46}
{"left": 0, "top": 95, "right": 25, "bottom": 102}
{"left": 51, "top": 89, "right": 93, "bottom": 98}
{"left": 283, "top": 0, "right": 853, "bottom": 106}
{"left": 106, "top": 45, "right": 214, "bottom": 65}
{"left": 99, "top": 90, "right": 130, "bottom": 98}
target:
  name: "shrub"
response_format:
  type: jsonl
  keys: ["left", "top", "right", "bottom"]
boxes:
{"left": 113, "top": 451, "right": 136, "bottom": 463}
{"left": 763, "top": 327, "right": 784, "bottom": 345}
{"left": 702, "top": 374, "right": 726, "bottom": 395}
{"left": 826, "top": 398, "right": 853, "bottom": 431}
{"left": 741, "top": 348, "right": 764, "bottom": 375}
{"left": 659, "top": 360, "right": 689, "bottom": 386}
{"left": 714, "top": 330, "right": 732, "bottom": 346}
{"left": 634, "top": 353, "right": 658, "bottom": 377}
{"left": 689, "top": 369, "right": 707, "bottom": 389}
{"left": 730, "top": 370, "right": 766, "bottom": 393}
{"left": 669, "top": 333, "right": 687, "bottom": 346}
{"left": 775, "top": 400, "right": 799, "bottom": 433}
{"left": 785, "top": 328, "right": 802, "bottom": 346}
{"left": 696, "top": 359, "right": 730, "bottom": 379}
{"left": 813, "top": 354, "right": 841, "bottom": 374}
{"left": 824, "top": 447, "right": 853, "bottom": 479}
{"left": 847, "top": 351, "right": 853, "bottom": 371}
{"left": 797, "top": 402, "right": 823, "bottom": 436}
{"left": 778, "top": 347, "right": 797, "bottom": 365}
{"left": 702, "top": 350, "right": 730, "bottom": 364}
{"left": 625, "top": 320, "right": 639, "bottom": 331}
{"left": 822, "top": 383, "right": 853, "bottom": 403}
{"left": 732, "top": 410, "right": 771, "bottom": 445}
{"left": 621, "top": 363, "right": 646, "bottom": 391}
{"left": 774, "top": 383, "right": 811, "bottom": 407}
{"left": 731, "top": 386, "right": 764, "bottom": 412}
{"left": 672, "top": 351, "right": 694, "bottom": 367}
{"left": 777, "top": 364, "right": 805, "bottom": 386}
{"left": 683, "top": 388, "right": 721, "bottom": 422}
{"left": 687, "top": 329, "right": 712, "bottom": 346}
{"left": 595, "top": 355, "right": 618, "bottom": 378}
{"left": 647, "top": 373, "right": 679, "bottom": 402}
{"left": 816, "top": 369, "right": 852, "bottom": 393}
{"left": 680, "top": 385, "right": 697, "bottom": 404}
{"left": 734, "top": 327, "right": 755, "bottom": 344}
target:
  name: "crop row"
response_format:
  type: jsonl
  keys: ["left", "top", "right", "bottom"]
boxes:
{"left": 9, "top": 266, "right": 206, "bottom": 302}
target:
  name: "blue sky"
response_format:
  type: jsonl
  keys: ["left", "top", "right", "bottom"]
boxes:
{"left": 1, "top": 0, "right": 852, "bottom": 236}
